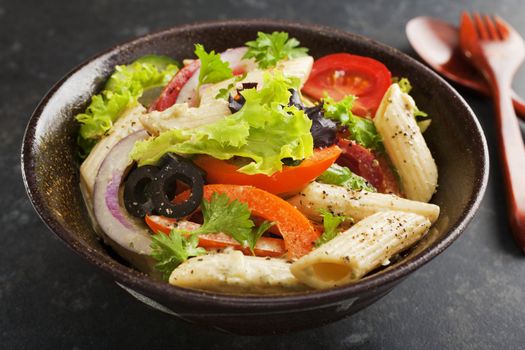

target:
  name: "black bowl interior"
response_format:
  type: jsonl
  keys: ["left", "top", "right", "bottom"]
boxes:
{"left": 22, "top": 20, "right": 488, "bottom": 317}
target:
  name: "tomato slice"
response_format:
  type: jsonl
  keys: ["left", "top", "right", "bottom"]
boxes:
{"left": 336, "top": 138, "right": 401, "bottom": 196}
{"left": 193, "top": 146, "right": 342, "bottom": 195}
{"left": 149, "top": 60, "right": 200, "bottom": 112}
{"left": 145, "top": 215, "right": 286, "bottom": 257}
{"left": 302, "top": 53, "right": 391, "bottom": 117}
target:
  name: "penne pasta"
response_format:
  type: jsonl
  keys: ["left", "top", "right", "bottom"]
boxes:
{"left": 374, "top": 83, "right": 438, "bottom": 202}
{"left": 169, "top": 250, "right": 308, "bottom": 294}
{"left": 288, "top": 182, "right": 440, "bottom": 223}
{"left": 290, "top": 211, "right": 431, "bottom": 289}
{"left": 139, "top": 99, "right": 231, "bottom": 136}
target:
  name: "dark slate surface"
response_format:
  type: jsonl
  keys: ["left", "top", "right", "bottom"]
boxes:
{"left": 2, "top": 0, "right": 525, "bottom": 348}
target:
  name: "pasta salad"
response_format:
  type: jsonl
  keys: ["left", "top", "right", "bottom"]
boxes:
{"left": 77, "top": 31, "right": 439, "bottom": 294}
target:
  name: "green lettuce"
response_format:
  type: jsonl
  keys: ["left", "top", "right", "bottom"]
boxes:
{"left": 76, "top": 55, "right": 179, "bottom": 157}
{"left": 323, "top": 95, "right": 384, "bottom": 151}
{"left": 314, "top": 209, "right": 347, "bottom": 247}
{"left": 131, "top": 72, "right": 313, "bottom": 176}
{"left": 317, "top": 164, "right": 376, "bottom": 192}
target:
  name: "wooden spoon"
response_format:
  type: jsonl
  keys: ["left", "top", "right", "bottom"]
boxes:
{"left": 406, "top": 16, "right": 525, "bottom": 119}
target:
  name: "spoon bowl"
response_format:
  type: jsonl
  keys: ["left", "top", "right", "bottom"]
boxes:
{"left": 406, "top": 16, "right": 525, "bottom": 118}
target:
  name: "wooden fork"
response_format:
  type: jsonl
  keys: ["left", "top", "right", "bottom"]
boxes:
{"left": 459, "top": 12, "right": 525, "bottom": 252}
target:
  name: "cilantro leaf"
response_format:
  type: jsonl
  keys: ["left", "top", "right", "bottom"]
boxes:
{"left": 194, "top": 44, "right": 233, "bottom": 87}
{"left": 195, "top": 193, "right": 273, "bottom": 253}
{"left": 247, "top": 220, "right": 274, "bottom": 254}
{"left": 317, "top": 164, "right": 376, "bottom": 192}
{"left": 198, "top": 192, "right": 254, "bottom": 238}
{"left": 323, "top": 96, "right": 384, "bottom": 151}
{"left": 315, "top": 209, "right": 347, "bottom": 247}
{"left": 150, "top": 230, "right": 206, "bottom": 280}
{"left": 244, "top": 31, "right": 308, "bottom": 69}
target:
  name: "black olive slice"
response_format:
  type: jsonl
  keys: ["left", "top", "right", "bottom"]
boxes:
{"left": 228, "top": 93, "right": 246, "bottom": 114}
{"left": 227, "top": 82, "right": 259, "bottom": 114}
{"left": 123, "top": 165, "right": 159, "bottom": 218}
{"left": 282, "top": 158, "right": 304, "bottom": 167}
{"left": 157, "top": 152, "right": 181, "bottom": 169}
{"left": 150, "top": 158, "right": 204, "bottom": 219}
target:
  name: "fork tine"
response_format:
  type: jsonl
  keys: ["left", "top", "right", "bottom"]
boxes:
{"left": 494, "top": 15, "right": 510, "bottom": 40}
{"left": 473, "top": 12, "right": 489, "bottom": 40}
{"left": 483, "top": 15, "right": 500, "bottom": 40}
{"left": 460, "top": 11, "right": 479, "bottom": 46}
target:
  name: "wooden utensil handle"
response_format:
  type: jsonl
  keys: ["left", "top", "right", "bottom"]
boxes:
{"left": 493, "top": 81, "right": 525, "bottom": 252}
{"left": 511, "top": 91, "right": 525, "bottom": 120}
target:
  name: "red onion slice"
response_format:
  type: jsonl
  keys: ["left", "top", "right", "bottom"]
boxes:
{"left": 93, "top": 131, "right": 153, "bottom": 260}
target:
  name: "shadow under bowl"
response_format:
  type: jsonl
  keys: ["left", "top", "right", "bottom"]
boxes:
{"left": 21, "top": 19, "right": 488, "bottom": 335}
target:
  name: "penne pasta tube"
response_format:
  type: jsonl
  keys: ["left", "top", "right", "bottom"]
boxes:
{"left": 374, "top": 83, "right": 438, "bottom": 202}
{"left": 169, "top": 250, "right": 309, "bottom": 294}
{"left": 288, "top": 182, "right": 440, "bottom": 223}
{"left": 290, "top": 211, "right": 431, "bottom": 289}
{"left": 139, "top": 99, "right": 231, "bottom": 136}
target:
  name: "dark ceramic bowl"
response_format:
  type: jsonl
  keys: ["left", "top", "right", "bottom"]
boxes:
{"left": 21, "top": 20, "right": 488, "bottom": 335}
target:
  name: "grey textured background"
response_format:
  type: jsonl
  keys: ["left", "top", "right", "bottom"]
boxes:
{"left": 2, "top": 0, "right": 525, "bottom": 349}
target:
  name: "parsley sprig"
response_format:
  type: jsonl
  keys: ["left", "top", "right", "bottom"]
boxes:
{"left": 150, "top": 193, "right": 273, "bottom": 279}
{"left": 194, "top": 44, "right": 233, "bottom": 87}
{"left": 244, "top": 31, "right": 308, "bottom": 69}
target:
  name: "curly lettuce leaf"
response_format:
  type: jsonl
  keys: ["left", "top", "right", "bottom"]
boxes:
{"left": 131, "top": 72, "right": 313, "bottom": 175}
{"left": 76, "top": 55, "right": 179, "bottom": 157}
{"left": 323, "top": 96, "right": 384, "bottom": 151}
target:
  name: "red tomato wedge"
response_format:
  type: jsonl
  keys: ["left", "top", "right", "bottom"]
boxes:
{"left": 193, "top": 146, "right": 342, "bottom": 195}
{"left": 176, "top": 184, "right": 319, "bottom": 259}
{"left": 302, "top": 53, "right": 391, "bottom": 117}
{"left": 149, "top": 60, "right": 200, "bottom": 112}
{"left": 145, "top": 215, "right": 286, "bottom": 257}
{"left": 336, "top": 138, "right": 401, "bottom": 196}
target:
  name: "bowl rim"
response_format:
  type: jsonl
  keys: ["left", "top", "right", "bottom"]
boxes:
{"left": 21, "top": 18, "right": 489, "bottom": 311}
